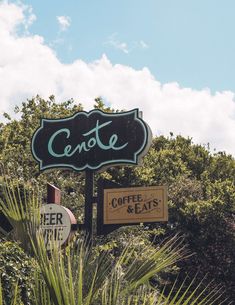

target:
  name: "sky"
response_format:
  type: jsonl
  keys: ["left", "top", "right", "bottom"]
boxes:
{"left": 0, "top": 0, "right": 235, "bottom": 155}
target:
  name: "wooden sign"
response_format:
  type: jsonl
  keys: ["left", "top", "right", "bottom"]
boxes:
{"left": 47, "top": 183, "right": 61, "bottom": 204}
{"left": 103, "top": 186, "right": 168, "bottom": 224}
{"left": 31, "top": 109, "right": 152, "bottom": 172}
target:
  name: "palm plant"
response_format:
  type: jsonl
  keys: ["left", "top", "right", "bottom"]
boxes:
{"left": 30, "top": 232, "right": 228, "bottom": 305}
{"left": 30, "top": 232, "right": 186, "bottom": 305}
{"left": 0, "top": 178, "right": 40, "bottom": 253}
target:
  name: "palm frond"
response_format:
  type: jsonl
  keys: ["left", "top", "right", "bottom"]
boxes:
{"left": 0, "top": 178, "right": 41, "bottom": 253}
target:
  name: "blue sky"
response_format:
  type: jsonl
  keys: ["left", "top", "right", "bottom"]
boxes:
{"left": 0, "top": 0, "right": 235, "bottom": 155}
{"left": 22, "top": 0, "right": 235, "bottom": 93}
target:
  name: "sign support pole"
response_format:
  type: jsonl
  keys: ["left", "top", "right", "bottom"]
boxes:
{"left": 84, "top": 170, "right": 94, "bottom": 239}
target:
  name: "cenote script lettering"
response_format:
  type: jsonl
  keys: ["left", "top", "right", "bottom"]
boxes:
{"left": 48, "top": 120, "right": 128, "bottom": 157}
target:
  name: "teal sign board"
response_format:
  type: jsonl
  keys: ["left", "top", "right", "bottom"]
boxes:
{"left": 31, "top": 109, "right": 152, "bottom": 172}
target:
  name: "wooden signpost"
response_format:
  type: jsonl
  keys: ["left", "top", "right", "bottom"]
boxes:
{"left": 31, "top": 108, "right": 168, "bottom": 239}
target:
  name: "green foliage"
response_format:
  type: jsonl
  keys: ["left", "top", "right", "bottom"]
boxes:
{"left": 166, "top": 174, "right": 235, "bottom": 300}
{"left": 105, "top": 134, "right": 235, "bottom": 301}
{"left": 0, "top": 96, "right": 85, "bottom": 220}
{"left": 0, "top": 96, "right": 81, "bottom": 180}
{"left": 0, "top": 236, "right": 227, "bottom": 305}
{"left": 30, "top": 232, "right": 185, "bottom": 305}
{"left": 0, "top": 179, "right": 41, "bottom": 253}
{"left": 0, "top": 240, "right": 35, "bottom": 305}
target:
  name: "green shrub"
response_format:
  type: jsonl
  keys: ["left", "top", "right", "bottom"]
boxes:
{"left": 0, "top": 240, "right": 36, "bottom": 305}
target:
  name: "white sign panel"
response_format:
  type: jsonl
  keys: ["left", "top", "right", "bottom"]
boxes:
{"left": 40, "top": 204, "right": 74, "bottom": 250}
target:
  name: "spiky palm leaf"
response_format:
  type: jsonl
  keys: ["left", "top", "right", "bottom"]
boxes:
{"left": 30, "top": 231, "right": 227, "bottom": 305}
{"left": 0, "top": 178, "right": 41, "bottom": 252}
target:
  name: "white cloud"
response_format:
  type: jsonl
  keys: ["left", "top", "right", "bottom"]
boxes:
{"left": 105, "top": 34, "right": 149, "bottom": 53}
{"left": 0, "top": 1, "right": 36, "bottom": 35}
{"left": 139, "top": 40, "right": 149, "bottom": 49}
{"left": 0, "top": 2, "right": 235, "bottom": 156}
{"left": 0, "top": 1, "right": 24, "bottom": 33}
{"left": 57, "top": 15, "right": 71, "bottom": 31}
{"left": 105, "top": 33, "right": 129, "bottom": 54}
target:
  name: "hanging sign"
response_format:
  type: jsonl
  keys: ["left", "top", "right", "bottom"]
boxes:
{"left": 103, "top": 186, "right": 168, "bottom": 225}
{"left": 31, "top": 109, "right": 152, "bottom": 172}
{"left": 40, "top": 204, "right": 76, "bottom": 250}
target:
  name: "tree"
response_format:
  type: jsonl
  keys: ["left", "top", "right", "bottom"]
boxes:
{"left": 0, "top": 95, "right": 85, "bottom": 220}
